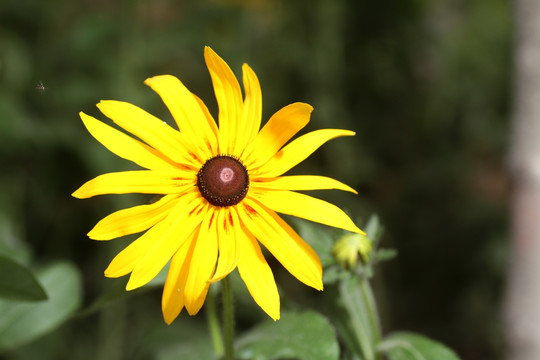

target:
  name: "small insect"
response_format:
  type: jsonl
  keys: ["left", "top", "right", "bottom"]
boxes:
{"left": 35, "top": 81, "right": 47, "bottom": 92}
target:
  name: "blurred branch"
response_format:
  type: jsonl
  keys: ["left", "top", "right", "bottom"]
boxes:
{"left": 505, "top": 0, "right": 540, "bottom": 359}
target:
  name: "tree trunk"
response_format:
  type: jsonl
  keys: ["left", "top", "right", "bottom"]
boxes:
{"left": 505, "top": 0, "right": 540, "bottom": 359}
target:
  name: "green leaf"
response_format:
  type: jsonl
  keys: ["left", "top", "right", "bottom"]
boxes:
{"left": 0, "top": 214, "right": 31, "bottom": 265}
{"left": 0, "top": 255, "right": 47, "bottom": 301}
{"left": 373, "top": 248, "right": 397, "bottom": 263}
{"left": 0, "top": 261, "right": 82, "bottom": 351}
{"left": 379, "top": 332, "right": 462, "bottom": 360}
{"left": 364, "top": 214, "right": 383, "bottom": 245}
{"left": 322, "top": 265, "right": 349, "bottom": 285}
{"left": 236, "top": 311, "right": 339, "bottom": 360}
{"left": 293, "top": 218, "right": 336, "bottom": 267}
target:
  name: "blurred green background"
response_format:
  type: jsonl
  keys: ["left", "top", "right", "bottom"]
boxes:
{"left": 0, "top": 0, "right": 510, "bottom": 359}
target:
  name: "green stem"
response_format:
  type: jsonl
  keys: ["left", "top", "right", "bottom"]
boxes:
{"left": 340, "top": 278, "right": 374, "bottom": 360}
{"left": 222, "top": 276, "right": 235, "bottom": 360}
{"left": 339, "top": 273, "right": 383, "bottom": 360}
{"left": 206, "top": 286, "right": 224, "bottom": 357}
{"left": 359, "top": 276, "right": 382, "bottom": 360}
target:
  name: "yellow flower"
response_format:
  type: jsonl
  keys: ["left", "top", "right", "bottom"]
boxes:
{"left": 73, "top": 46, "right": 364, "bottom": 324}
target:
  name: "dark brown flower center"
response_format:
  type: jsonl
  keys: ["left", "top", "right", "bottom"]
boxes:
{"left": 197, "top": 155, "right": 249, "bottom": 207}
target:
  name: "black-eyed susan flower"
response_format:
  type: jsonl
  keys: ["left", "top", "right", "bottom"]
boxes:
{"left": 73, "top": 46, "right": 364, "bottom": 324}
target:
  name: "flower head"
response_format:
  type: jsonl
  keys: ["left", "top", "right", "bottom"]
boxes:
{"left": 73, "top": 46, "right": 364, "bottom": 324}
{"left": 332, "top": 233, "right": 372, "bottom": 269}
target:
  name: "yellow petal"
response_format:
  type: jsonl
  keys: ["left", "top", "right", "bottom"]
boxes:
{"left": 237, "top": 63, "right": 262, "bottom": 156}
{"left": 184, "top": 282, "right": 211, "bottom": 317}
{"left": 204, "top": 46, "right": 243, "bottom": 155}
{"left": 251, "top": 190, "right": 363, "bottom": 234}
{"left": 210, "top": 207, "right": 241, "bottom": 282}
{"left": 252, "top": 175, "right": 357, "bottom": 194}
{"left": 162, "top": 238, "right": 193, "bottom": 325}
{"left": 252, "top": 129, "right": 355, "bottom": 178}
{"left": 80, "top": 112, "right": 176, "bottom": 171}
{"left": 144, "top": 75, "right": 218, "bottom": 158}
{"left": 71, "top": 170, "right": 194, "bottom": 199}
{"left": 126, "top": 192, "right": 208, "bottom": 290}
{"left": 88, "top": 194, "right": 179, "bottom": 240}
{"left": 97, "top": 100, "right": 202, "bottom": 167}
{"left": 243, "top": 103, "right": 312, "bottom": 169}
{"left": 192, "top": 93, "right": 221, "bottom": 154}
{"left": 104, "top": 218, "right": 168, "bottom": 278}
{"left": 238, "top": 198, "right": 322, "bottom": 290}
{"left": 237, "top": 231, "right": 280, "bottom": 320}
{"left": 184, "top": 208, "right": 219, "bottom": 314}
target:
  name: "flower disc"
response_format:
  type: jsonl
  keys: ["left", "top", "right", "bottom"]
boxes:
{"left": 197, "top": 155, "right": 249, "bottom": 207}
